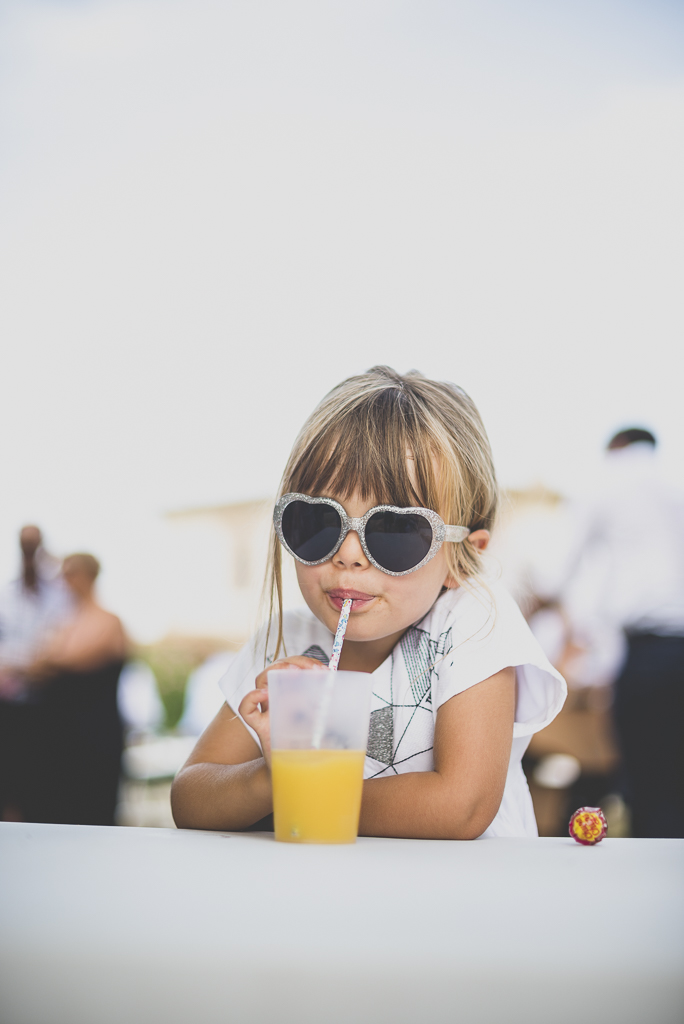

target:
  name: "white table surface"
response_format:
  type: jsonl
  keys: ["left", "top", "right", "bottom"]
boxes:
{"left": 1, "top": 822, "right": 683, "bottom": 1024}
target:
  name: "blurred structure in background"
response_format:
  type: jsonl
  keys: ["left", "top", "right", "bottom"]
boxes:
{"left": 177, "top": 650, "right": 234, "bottom": 737}
{"left": 162, "top": 498, "right": 301, "bottom": 643}
{"left": 118, "top": 660, "right": 165, "bottom": 740}
{"left": 163, "top": 500, "right": 272, "bottom": 644}
{"left": 117, "top": 648, "right": 233, "bottom": 828}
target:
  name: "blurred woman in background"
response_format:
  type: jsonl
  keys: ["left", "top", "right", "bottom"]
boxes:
{"left": 0, "top": 525, "right": 72, "bottom": 821}
{"left": 28, "top": 554, "right": 128, "bottom": 826}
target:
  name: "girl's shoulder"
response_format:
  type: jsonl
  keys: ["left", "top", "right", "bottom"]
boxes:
{"left": 421, "top": 577, "right": 567, "bottom": 737}
{"left": 420, "top": 575, "right": 525, "bottom": 643}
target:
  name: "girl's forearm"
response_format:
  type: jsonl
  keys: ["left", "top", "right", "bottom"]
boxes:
{"left": 171, "top": 759, "right": 272, "bottom": 831}
{"left": 172, "top": 760, "right": 498, "bottom": 838}
{"left": 358, "top": 772, "right": 496, "bottom": 841}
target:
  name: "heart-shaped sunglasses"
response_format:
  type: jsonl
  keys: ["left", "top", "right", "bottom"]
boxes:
{"left": 274, "top": 492, "right": 470, "bottom": 576}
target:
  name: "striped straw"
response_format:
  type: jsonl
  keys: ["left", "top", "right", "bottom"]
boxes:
{"left": 311, "top": 598, "right": 352, "bottom": 748}
{"left": 328, "top": 598, "right": 352, "bottom": 671}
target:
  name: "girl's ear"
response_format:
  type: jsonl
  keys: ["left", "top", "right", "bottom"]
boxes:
{"left": 442, "top": 529, "right": 491, "bottom": 589}
{"left": 466, "top": 529, "right": 490, "bottom": 552}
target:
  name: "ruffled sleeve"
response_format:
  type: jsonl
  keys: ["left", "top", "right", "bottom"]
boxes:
{"left": 431, "top": 582, "right": 567, "bottom": 739}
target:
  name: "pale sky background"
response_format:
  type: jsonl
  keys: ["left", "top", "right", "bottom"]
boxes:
{"left": 1, "top": 0, "right": 683, "bottom": 639}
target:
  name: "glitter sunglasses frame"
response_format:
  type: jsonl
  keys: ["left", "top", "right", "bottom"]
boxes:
{"left": 273, "top": 492, "right": 471, "bottom": 577}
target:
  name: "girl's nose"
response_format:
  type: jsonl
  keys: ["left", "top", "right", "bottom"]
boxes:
{"left": 333, "top": 529, "right": 370, "bottom": 570}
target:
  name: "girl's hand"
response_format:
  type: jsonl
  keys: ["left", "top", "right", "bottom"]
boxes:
{"left": 238, "top": 656, "right": 327, "bottom": 768}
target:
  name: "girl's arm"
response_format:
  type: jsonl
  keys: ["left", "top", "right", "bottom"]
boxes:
{"left": 171, "top": 703, "right": 271, "bottom": 830}
{"left": 172, "top": 661, "right": 515, "bottom": 837}
{"left": 171, "top": 655, "right": 321, "bottom": 831}
{"left": 358, "top": 666, "right": 516, "bottom": 840}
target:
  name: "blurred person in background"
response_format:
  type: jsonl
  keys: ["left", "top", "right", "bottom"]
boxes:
{"left": 0, "top": 526, "right": 72, "bottom": 820}
{"left": 559, "top": 429, "right": 684, "bottom": 838}
{"left": 26, "top": 553, "right": 129, "bottom": 826}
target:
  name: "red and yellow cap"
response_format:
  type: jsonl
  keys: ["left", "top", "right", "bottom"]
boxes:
{"left": 569, "top": 806, "right": 607, "bottom": 845}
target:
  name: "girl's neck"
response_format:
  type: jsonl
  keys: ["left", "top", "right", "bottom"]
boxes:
{"left": 337, "top": 627, "right": 406, "bottom": 674}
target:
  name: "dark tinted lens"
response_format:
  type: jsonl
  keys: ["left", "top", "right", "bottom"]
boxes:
{"left": 365, "top": 511, "right": 433, "bottom": 572}
{"left": 281, "top": 501, "right": 342, "bottom": 562}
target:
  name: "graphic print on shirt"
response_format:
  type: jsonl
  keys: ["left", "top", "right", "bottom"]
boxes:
{"left": 366, "top": 624, "right": 453, "bottom": 776}
{"left": 301, "top": 644, "right": 330, "bottom": 666}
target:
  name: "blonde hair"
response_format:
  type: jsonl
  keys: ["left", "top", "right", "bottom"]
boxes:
{"left": 264, "top": 365, "right": 498, "bottom": 660}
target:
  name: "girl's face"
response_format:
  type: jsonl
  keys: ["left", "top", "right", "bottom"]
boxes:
{"left": 294, "top": 490, "right": 453, "bottom": 646}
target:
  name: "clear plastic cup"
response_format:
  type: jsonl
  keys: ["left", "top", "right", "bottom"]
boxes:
{"left": 268, "top": 669, "right": 373, "bottom": 844}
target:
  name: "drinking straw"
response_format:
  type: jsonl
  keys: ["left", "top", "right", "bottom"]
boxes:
{"left": 328, "top": 598, "right": 352, "bottom": 672}
{"left": 312, "top": 598, "right": 352, "bottom": 748}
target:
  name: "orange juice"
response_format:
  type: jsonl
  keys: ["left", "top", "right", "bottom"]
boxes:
{"left": 271, "top": 749, "right": 366, "bottom": 844}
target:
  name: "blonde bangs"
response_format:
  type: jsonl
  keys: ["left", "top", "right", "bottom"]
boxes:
{"left": 284, "top": 394, "right": 439, "bottom": 511}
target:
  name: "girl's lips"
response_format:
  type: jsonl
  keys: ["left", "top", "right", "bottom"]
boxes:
{"left": 327, "top": 589, "right": 376, "bottom": 611}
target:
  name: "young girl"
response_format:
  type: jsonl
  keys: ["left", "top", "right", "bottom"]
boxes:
{"left": 172, "top": 366, "right": 566, "bottom": 839}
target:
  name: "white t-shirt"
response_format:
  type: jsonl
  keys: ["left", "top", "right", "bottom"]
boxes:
{"left": 561, "top": 444, "right": 684, "bottom": 636}
{"left": 219, "top": 580, "right": 567, "bottom": 838}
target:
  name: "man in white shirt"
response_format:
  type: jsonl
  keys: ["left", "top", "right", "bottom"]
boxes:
{"left": 0, "top": 526, "right": 71, "bottom": 819}
{"left": 562, "top": 429, "right": 684, "bottom": 838}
